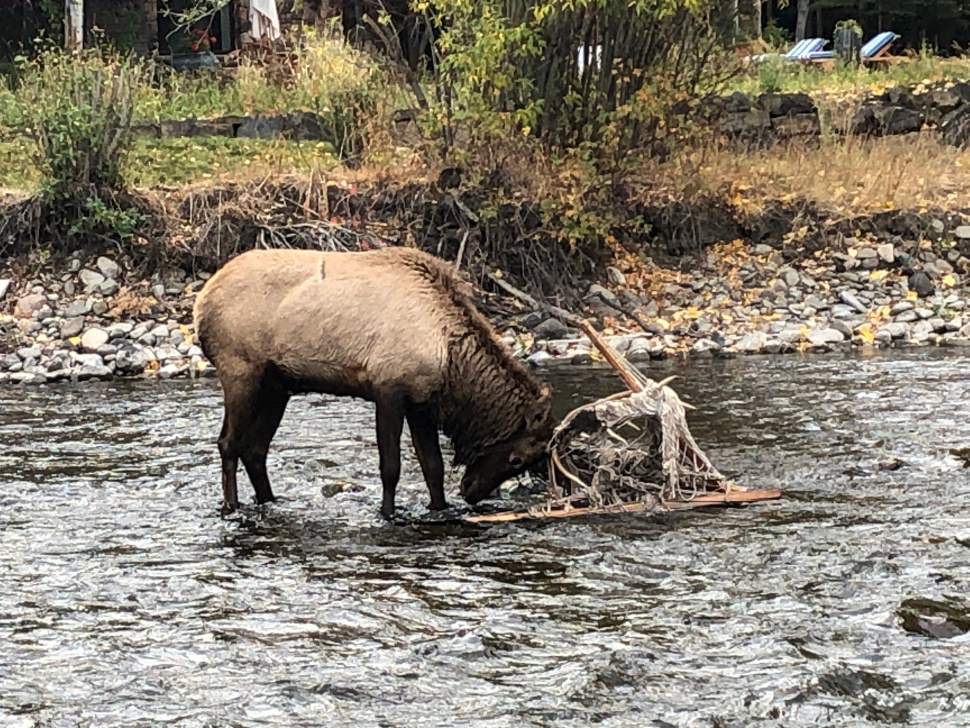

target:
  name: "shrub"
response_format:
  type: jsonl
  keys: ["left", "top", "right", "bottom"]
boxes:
{"left": 15, "top": 46, "right": 144, "bottom": 200}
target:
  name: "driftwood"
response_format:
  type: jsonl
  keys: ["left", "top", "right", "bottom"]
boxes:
{"left": 467, "top": 272, "right": 780, "bottom": 523}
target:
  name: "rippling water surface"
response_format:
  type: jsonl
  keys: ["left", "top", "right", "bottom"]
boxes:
{"left": 3, "top": 350, "right": 970, "bottom": 727}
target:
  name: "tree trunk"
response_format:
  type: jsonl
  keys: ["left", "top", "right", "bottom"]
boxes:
{"left": 747, "top": 0, "right": 762, "bottom": 39}
{"left": 66, "top": 0, "right": 83, "bottom": 50}
{"left": 795, "top": 0, "right": 810, "bottom": 42}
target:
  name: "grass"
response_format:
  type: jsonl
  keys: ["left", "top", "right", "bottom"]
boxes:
{"left": 729, "top": 47, "right": 970, "bottom": 103}
{"left": 1, "top": 21, "right": 410, "bottom": 130}
{"left": 653, "top": 132, "right": 970, "bottom": 215}
{"left": 3, "top": 25, "right": 970, "bottom": 226}
{"left": 0, "top": 136, "right": 340, "bottom": 190}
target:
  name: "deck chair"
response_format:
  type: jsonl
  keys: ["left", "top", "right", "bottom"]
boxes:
{"left": 745, "top": 38, "right": 827, "bottom": 65}
{"left": 807, "top": 31, "right": 901, "bottom": 67}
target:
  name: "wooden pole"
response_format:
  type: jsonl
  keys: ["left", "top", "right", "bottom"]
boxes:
{"left": 66, "top": 0, "right": 84, "bottom": 51}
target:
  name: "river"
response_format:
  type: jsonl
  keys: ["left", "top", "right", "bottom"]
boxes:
{"left": 2, "top": 349, "right": 970, "bottom": 727}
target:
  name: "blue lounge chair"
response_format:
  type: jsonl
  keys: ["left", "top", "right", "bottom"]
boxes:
{"left": 807, "top": 31, "right": 900, "bottom": 65}
{"left": 746, "top": 38, "right": 828, "bottom": 64}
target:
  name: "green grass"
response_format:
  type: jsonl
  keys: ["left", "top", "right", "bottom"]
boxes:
{"left": 730, "top": 48, "right": 970, "bottom": 99}
{"left": 0, "top": 136, "right": 339, "bottom": 191}
{"left": 2, "top": 22, "right": 411, "bottom": 130}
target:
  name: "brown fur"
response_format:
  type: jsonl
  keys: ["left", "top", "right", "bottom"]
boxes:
{"left": 193, "top": 246, "right": 554, "bottom": 514}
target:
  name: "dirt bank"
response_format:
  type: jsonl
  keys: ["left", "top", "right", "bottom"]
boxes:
{"left": 3, "top": 178, "right": 970, "bottom": 384}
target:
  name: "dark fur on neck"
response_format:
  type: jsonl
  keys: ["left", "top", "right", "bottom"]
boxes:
{"left": 390, "top": 248, "right": 549, "bottom": 464}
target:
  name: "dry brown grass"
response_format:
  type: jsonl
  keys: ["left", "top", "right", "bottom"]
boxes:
{"left": 649, "top": 133, "right": 970, "bottom": 215}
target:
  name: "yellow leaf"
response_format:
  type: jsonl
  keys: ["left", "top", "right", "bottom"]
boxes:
{"left": 686, "top": 306, "right": 700, "bottom": 319}
{"left": 943, "top": 274, "right": 956, "bottom": 287}
{"left": 906, "top": 290, "right": 919, "bottom": 301}
{"left": 869, "top": 270, "right": 889, "bottom": 281}
{"left": 69, "top": 336, "right": 81, "bottom": 346}
{"left": 858, "top": 324, "right": 875, "bottom": 344}
{"left": 589, "top": 348, "right": 604, "bottom": 362}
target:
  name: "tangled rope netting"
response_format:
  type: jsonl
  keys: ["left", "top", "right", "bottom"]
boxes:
{"left": 537, "top": 372, "right": 736, "bottom": 518}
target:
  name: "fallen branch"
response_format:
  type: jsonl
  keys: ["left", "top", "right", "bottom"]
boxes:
{"left": 468, "top": 270, "right": 774, "bottom": 523}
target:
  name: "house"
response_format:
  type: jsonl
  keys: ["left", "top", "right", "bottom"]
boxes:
{"left": 78, "top": 0, "right": 314, "bottom": 56}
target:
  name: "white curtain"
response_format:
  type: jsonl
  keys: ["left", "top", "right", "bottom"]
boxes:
{"left": 250, "top": 0, "right": 281, "bottom": 42}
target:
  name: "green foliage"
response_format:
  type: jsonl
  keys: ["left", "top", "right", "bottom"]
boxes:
{"left": 762, "top": 19, "right": 791, "bottom": 49}
{"left": 834, "top": 19, "right": 863, "bottom": 38}
{"left": 66, "top": 194, "right": 149, "bottom": 240}
{"left": 159, "top": 0, "right": 230, "bottom": 37}
{"left": 416, "top": 0, "right": 737, "bottom": 166}
{"left": 12, "top": 45, "right": 150, "bottom": 243}
{"left": 757, "top": 57, "right": 787, "bottom": 93}
{"left": 14, "top": 46, "right": 144, "bottom": 200}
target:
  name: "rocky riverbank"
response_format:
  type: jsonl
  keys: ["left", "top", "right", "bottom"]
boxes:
{"left": 4, "top": 220, "right": 970, "bottom": 385}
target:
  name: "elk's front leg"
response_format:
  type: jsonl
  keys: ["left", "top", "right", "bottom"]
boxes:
{"left": 407, "top": 405, "right": 447, "bottom": 511}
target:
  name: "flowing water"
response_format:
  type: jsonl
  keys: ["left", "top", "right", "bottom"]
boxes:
{"left": 3, "top": 350, "right": 970, "bottom": 727}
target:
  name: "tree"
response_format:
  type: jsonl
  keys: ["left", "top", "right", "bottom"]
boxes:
{"left": 65, "top": 0, "right": 83, "bottom": 49}
{"left": 795, "top": 0, "right": 809, "bottom": 41}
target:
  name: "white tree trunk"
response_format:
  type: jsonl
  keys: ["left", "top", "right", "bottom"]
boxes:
{"left": 66, "top": 0, "right": 84, "bottom": 50}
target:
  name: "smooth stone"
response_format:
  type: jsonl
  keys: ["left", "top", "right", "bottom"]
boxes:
{"left": 839, "top": 290, "right": 869, "bottom": 314}
{"left": 909, "top": 271, "right": 935, "bottom": 297}
{"left": 60, "top": 317, "right": 85, "bottom": 338}
{"left": 804, "top": 295, "right": 829, "bottom": 311}
{"left": 64, "top": 299, "right": 92, "bottom": 317}
{"left": 691, "top": 339, "right": 721, "bottom": 357}
{"left": 10, "top": 372, "right": 45, "bottom": 385}
{"left": 0, "top": 279, "right": 10, "bottom": 300}
{"left": 526, "top": 350, "right": 553, "bottom": 367}
{"left": 79, "top": 269, "right": 105, "bottom": 290}
{"left": 735, "top": 331, "right": 768, "bottom": 353}
{"left": 830, "top": 320, "right": 854, "bottom": 339}
{"left": 883, "top": 322, "right": 911, "bottom": 340}
{"left": 913, "top": 320, "right": 935, "bottom": 342}
{"left": 807, "top": 327, "right": 845, "bottom": 345}
{"left": 106, "top": 322, "right": 134, "bottom": 338}
{"left": 16, "top": 294, "right": 46, "bottom": 316}
{"left": 533, "top": 318, "right": 570, "bottom": 340}
{"left": 76, "top": 364, "right": 113, "bottom": 381}
{"left": 96, "top": 256, "right": 120, "bottom": 280}
{"left": 156, "top": 363, "right": 182, "bottom": 379}
{"left": 80, "top": 328, "right": 110, "bottom": 352}
{"left": 606, "top": 267, "right": 626, "bottom": 286}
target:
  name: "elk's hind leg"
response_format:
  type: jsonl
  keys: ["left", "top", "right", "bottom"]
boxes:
{"left": 375, "top": 392, "right": 406, "bottom": 519}
{"left": 239, "top": 373, "right": 290, "bottom": 505}
{"left": 215, "top": 362, "right": 263, "bottom": 511}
